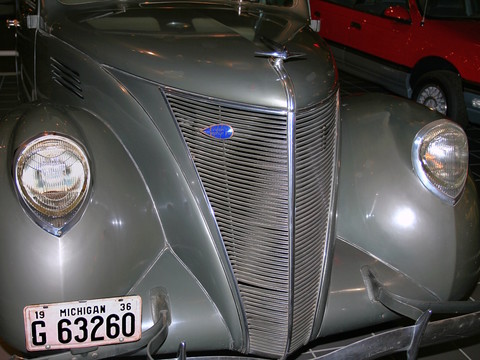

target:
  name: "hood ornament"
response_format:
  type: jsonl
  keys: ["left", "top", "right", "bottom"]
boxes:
{"left": 254, "top": 36, "right": 306, "bottom": 61}
{"left": 202, "top": 124, "right": 234, "bottom": 140}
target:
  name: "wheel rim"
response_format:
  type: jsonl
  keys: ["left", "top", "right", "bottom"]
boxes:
{"left": 416, "top": 85, "right": 447, "bottom": 115}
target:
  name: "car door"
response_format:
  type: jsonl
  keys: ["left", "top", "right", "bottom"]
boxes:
{"left": 310, "top": 0, "right": 356, "bottom": 46}
{"left": 312, "top": 0, "right": 413, "bottom": 66}
{"left": 346, "top": 0, "right": 412, "bottom": 66}
{"left": 310, "top": 0, "right": 365, "bottom": 67}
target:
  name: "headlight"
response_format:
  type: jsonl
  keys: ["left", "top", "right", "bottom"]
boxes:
{"left": 14, "top": 134, "right": 91, "bottom": 236}
{"left": 412, "top": 120, "right": 468, "bottom": 205}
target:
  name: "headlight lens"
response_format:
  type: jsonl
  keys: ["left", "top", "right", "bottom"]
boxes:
{"left": 412, "top": 120, "right": 468, "bottom": 205}
{"left": 15, "top": 134, "right": 91, "bottom": 235}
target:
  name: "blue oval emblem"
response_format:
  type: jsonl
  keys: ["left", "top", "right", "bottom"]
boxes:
{"left": 202, "top": 124, "right": 234, "bottom": 140}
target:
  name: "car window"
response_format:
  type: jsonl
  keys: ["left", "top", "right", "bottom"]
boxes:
{"left": 324, "top": 0, "right": 408, "bottom": 16}
{"left": 355, "top": 0, "right": 408, "bottom": 15}
{"left": 324, "top": 0, "right": 356, "bottom": 6}
{"left": 417, "top": 0, "right": 480, "bottom": 18}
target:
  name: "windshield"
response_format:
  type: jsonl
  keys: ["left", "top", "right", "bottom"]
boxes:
{"left": 417, "top": 0, "right": 480, "bottom": 19}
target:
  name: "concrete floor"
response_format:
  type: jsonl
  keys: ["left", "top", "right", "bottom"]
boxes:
{"left": 1, "top": 14, "right": 480, "bottom": 360}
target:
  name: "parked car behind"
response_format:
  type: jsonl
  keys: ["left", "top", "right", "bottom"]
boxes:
{"left": 310, "top": 0, "right": 480, "bottom": 128}
{"left": 1, "top": 0, "right": 480, "bottom": 359}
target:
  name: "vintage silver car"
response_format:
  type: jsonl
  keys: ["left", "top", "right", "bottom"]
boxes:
{"left": 1, "top": 0, "right": 480, "bottom": 359}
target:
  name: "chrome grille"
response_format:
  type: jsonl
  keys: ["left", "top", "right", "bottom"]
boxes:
{"left": 165, "top": 88, "right": 338, "bottom": 357}
{"left": 291, "top": 94, "right": 338, "bottom": 351}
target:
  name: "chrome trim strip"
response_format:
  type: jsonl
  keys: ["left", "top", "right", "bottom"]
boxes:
{"left": 311, "top": 91, "right": 341, "bottom": 340}
{"left": 269, "top": 57, "right": 296, "bottom": 357}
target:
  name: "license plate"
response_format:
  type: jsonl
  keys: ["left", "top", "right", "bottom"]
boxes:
{"left": 23, "top": 295, "right": 142, "bottom": 351}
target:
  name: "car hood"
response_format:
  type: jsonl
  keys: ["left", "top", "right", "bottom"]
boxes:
{"left": 49, "top": 1, "right": 337, "bottom": 108}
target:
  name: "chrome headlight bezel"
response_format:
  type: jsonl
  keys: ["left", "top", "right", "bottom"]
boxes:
{"left": 14, "top": 133, "right": 92, "bottom": 236}
{"left": 411, "top": 119, "right": 468, "bottom": 205}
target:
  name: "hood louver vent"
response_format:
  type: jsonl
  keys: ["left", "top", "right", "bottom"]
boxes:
{"left": 50, "top": 57, "right": 83, "bottom": 99}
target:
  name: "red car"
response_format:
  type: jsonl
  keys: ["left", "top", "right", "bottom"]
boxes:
{"left": 310, "top": 0, "right": 480, "bottom": 127}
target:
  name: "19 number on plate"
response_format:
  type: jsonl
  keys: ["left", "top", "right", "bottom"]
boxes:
{"left": 23, "top": 296, "right": 142, "bottom": 351}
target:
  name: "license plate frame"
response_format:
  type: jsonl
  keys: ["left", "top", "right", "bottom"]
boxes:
{"left": 23, "top": 295, "right": 142, "bottom": 352}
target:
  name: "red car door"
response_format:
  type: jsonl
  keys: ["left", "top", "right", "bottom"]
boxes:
{"left": 310, "top": 0, "right": 356, "bottom": 46}
{"left": 347, "top": 0, "right": 412, "bottom": 67}
{"left": 312, "top": 0, "right": 413, "bottom": 67}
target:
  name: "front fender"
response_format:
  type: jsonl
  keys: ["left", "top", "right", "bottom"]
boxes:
{"left": 335, "top": 94, "right": 480, "bottom": 300}
{"left": 0, "top": 103, "right": 166, "bottom": 352}
{"left": 0, "top": 103, "right": 239, "bottom": 355}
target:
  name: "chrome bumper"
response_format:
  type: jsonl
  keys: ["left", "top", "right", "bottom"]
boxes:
{"left": 314, "top": 309, "right": 480, "bottom": 360}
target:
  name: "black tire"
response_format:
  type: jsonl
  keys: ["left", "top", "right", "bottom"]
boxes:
{"left": 412, "top": 70, "right": 468, "bottom": 128}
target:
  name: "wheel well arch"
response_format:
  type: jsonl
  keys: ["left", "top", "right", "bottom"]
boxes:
{"left": 410, "top": 57, "right": 460, "bottom": 88}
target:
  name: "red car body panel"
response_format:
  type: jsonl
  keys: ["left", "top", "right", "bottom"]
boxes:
{"left": 310, "top": 0, "right": 480, "bottom": 84}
